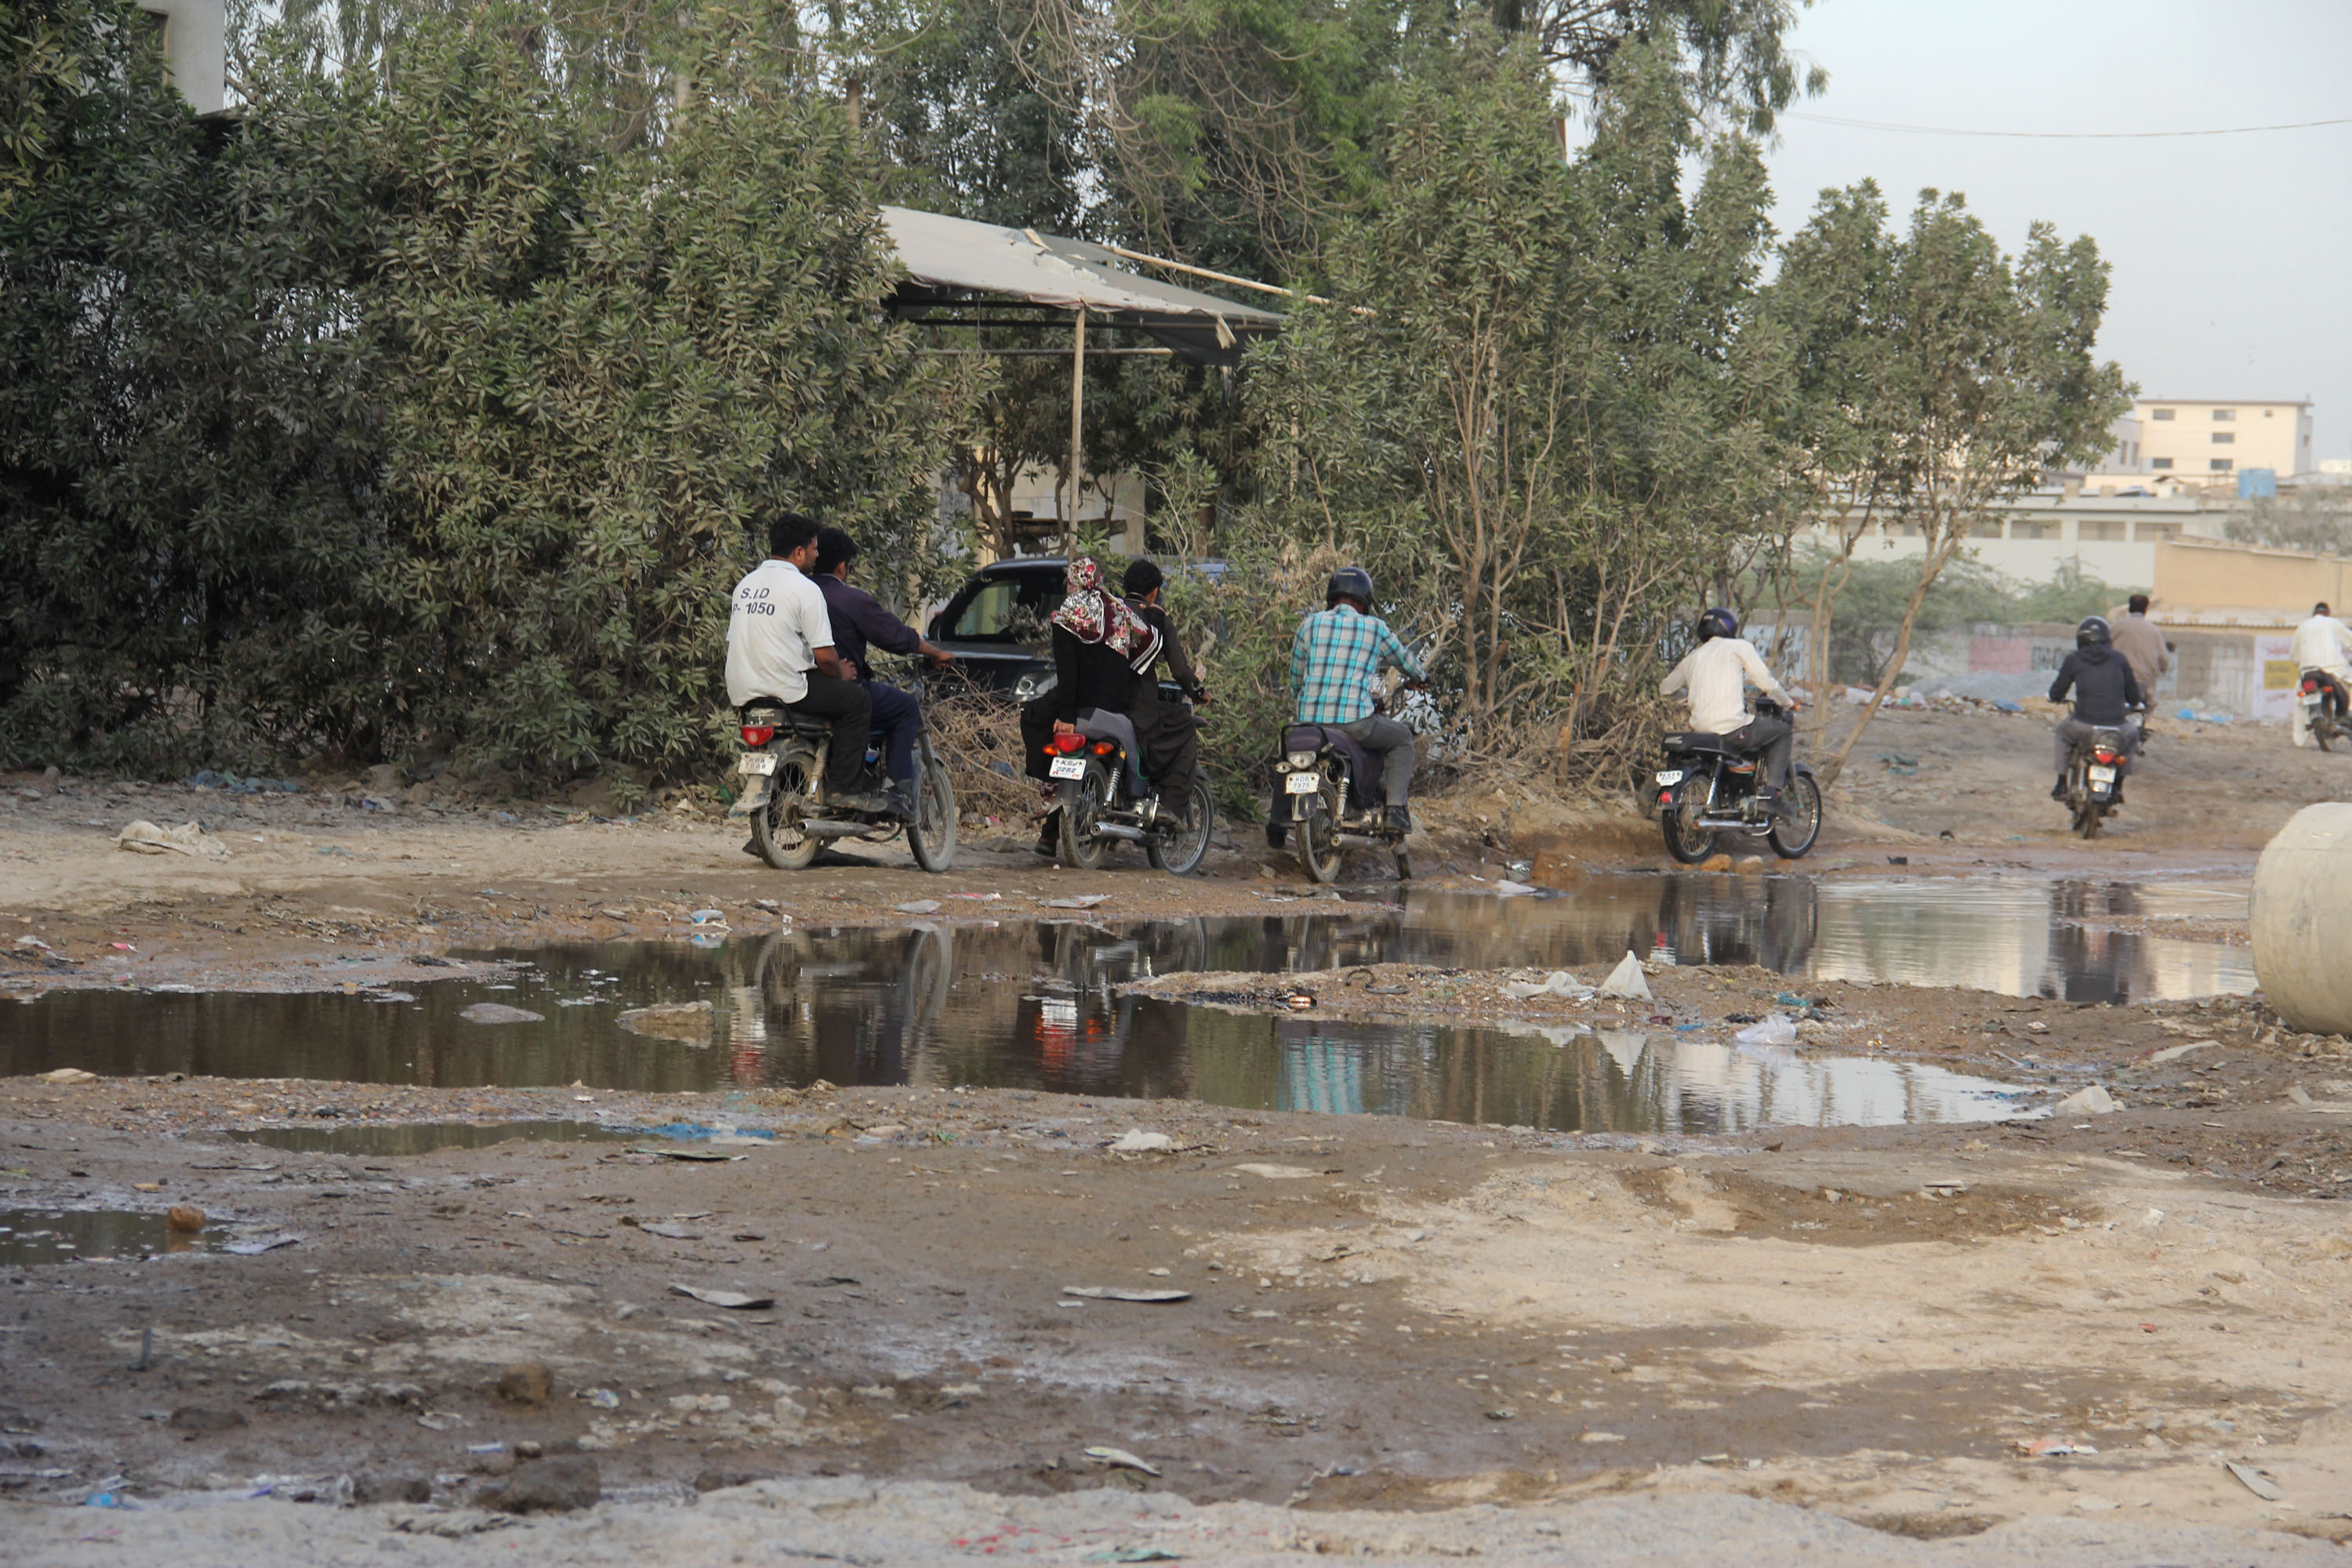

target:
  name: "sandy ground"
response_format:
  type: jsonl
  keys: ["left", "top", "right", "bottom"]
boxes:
{"left": 3, "top": 702, "right": 2350, "bottom": 1562}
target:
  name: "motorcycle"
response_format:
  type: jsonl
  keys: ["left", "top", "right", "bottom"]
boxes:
{"left": 2060, "top": 724, "right": 2129, "bottom": 839}
{"left": 1653, "top": 699, "right": 1823, "bottom": 864}
{"left": 1275, "top": 722, "right": 1410, "bottom": 884}
{"left": 2300, "top": 668, "right": 2350, "bottom": 751}
{"left": 1044, "top": 692, "right": 1215, "bottom": 876}
{"left": 732, "top": 680, "right": 957, "bottom": 873}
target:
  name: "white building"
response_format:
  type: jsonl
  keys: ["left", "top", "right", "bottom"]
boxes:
{"left": 136, "top": 0, "right": 224, "bottom": 116}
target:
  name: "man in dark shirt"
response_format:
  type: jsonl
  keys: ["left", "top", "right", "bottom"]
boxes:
{"left": 2046, "top": 615, "right": 2143, "bottom": 801}
{"left": 813, "top": 527, "right": 954, "bottom": 818}
{"left": 1119, "top": 559, "right": 1208, "bottom": 818}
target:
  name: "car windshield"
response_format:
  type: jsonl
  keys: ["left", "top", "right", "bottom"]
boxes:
{"left": 949, "top": 572, "right": 1061, "bottom": 644}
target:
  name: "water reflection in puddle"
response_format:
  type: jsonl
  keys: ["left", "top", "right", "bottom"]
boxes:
{"left": 0, "top": 878, "right": 2243, "bottom": 1131}
{"left": 0, "top": 1209, "right": 205, "bottom": 1267}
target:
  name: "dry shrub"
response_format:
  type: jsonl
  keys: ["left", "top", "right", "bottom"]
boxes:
{"left": 921, "top": 681, "right": 1044, "bottom": 826}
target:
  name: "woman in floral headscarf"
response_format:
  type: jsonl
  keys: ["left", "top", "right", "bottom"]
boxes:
{"left": 1019, "top": 557, "right": 1166, "bottom": 852}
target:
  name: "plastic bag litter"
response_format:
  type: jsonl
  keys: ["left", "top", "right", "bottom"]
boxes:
{"left": 1107, "top": 1130, "right": 1174, "bottom": 1153}
{"left": 114, "top": 819, "right": 229, "bottom": 859}
{"left": 1491, "top": 879, "right": 1537, "bottom": 896}
{"left": 2053, "top": 1084, "right": 2118, "bottom": 1116}
{"left": 1733, "top": 1015, "right": 1798, "bottom": 1047}
{"left": 1596, "top": 952, "right": 1652, "bottom": 1000}
{"left": 1502, "top": 971, "right": 1593, "bottom": 1001}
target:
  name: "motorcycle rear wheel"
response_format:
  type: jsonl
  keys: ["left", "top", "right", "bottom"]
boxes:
{"left": 751, "top": 755, "right": 822, "bottom": 870}
{"left": 1294, "top": 778, "right": 1345, "bottom": 884}
{"left": 1660, "top": 786, "right": 1718, "bottom": 864}
{"left": 1057, "top": 765, "right": 1113, "bottom": 870}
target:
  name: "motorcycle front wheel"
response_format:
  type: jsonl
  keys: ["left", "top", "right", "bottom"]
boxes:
{"left": 751, "top": 754, "right": 822, "bottom": 870}
{"left": 1147, "top": 779, "right": 1216, "bottom": 876}
{"left": 1767, "top": 773, "right": 1824, "bottom": 859}
{"left": 2072, "top": 796, "right": 2104, "bottom": 839}
{"left": 907, "top": 748, "right": 958, "bottom": 873}
{"left": 1660, "top": 784, "right": 1718, "bottom": 865}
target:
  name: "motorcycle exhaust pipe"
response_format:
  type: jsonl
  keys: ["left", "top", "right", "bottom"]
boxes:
{"left": 1092, "top": 823, "right": 1149, "bottom": 842}
{"left": 800, "top": 818, "right": 880, "bottom": 837}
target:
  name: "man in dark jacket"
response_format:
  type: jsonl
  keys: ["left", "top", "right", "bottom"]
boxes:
{"left": 2047, "top": 615, "right": 2143, "bottom": 801}
{"left": 813, "top": 527, "right": 954, "bottom": 818}
{"left": 1118, "top": 559, "right": 1207, "bottom": 818}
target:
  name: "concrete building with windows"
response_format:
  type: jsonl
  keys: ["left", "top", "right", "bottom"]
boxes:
{"left": 135, "top": 0, "right": 224, "bottom": 116}
{"left": 2132, "top": 398, "right": 2313, "bottom": 488}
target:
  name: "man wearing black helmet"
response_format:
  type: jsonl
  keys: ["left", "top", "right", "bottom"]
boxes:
{"left": 1284, "top": 567, "right": 1425, "bottom": 837}
{"left": 2047, "top": 615, "right": 2144, "bottom": 801}
{"left": 1660, "top": 607, "right": 1803, "bottom": 817}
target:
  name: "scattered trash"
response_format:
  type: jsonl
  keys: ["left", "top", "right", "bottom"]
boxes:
{"left": 1044, "top": 894, "right": 1112, "bottom": 909}
{"left": 1596, "top": 952, "right": 1652, "bottom": 1001}
{"left": 2147, "top": 1040, "right": 2218, "bottom": 1064}
{"left": 637, "top": 1146, "right": 743, "bottom": 1163}
{"left": 688, "top": 909, "right": 728, "bottom": 926}
{"left": 1281, "top": 993, "right": 1316, "bottom": 1010}
{"left": 1491, "top": 880, "right": 1537, "bottom": 896}
{"left": 1991, "top": 699, "right": 2023, "bottom": 714}
{"left": 36, "top": 1068, "right": 97, "bottom": 1085}
{"left": 615, "top": 1000, "right": 714, "bottom": 1041}
{"left": 669, "top": 1284, "right": 775, "bottom": 1310}
{"left": 185, "top": 771, "right": 298, "bottom": 794}
{"left": 634, "top": 1222, "right": 703, "bottom": 1240}
{"left": 114, "top": 819, "right": 230, "bottom": 859}
{"left": 1502, "top": 971, "right": 1593, "bottom": 1001}
{"left": 2052, "top": 1085, "right": 2119, "bottom": 1116}
{"left": 166, "top": 1205, "right": 206, "bottom": 1232}
{"left": 1084, "top": 1549, "right": 1182, "bottom": 1564}
{"left": 2225, "top": 1461, "right": 2285, "bottom": 1501}
{"left": 2016, "top": 1437, "right": 2096, "bottom": 1457}
{"left": 220, "top": 1232, "right": 303, "bottom": 1255}
{"left": 1083, "top": 1445, "right": 1163, "bottom": 1476}
{"left": 82, "top": 1492, "right": 131, "bottom": 1508}
{"left": 892, "top": 900, "right": 942, "bottom": 915}
{"left": 581, "top": 1389, "right": 622, "bottom": 1410}
{"left": 1733, "top": 1015, "right": 1799, "bottom": 1048}
{"left": 1108, "top": 1131, "right": 1174, "bottom": 1153}
{"left": 459, "top": 1003, "right": 544, "bottom": 1025}
{"left": 1232, "top": 1163, "right": 1316, "bottom": 1180}
{"left": 1062, "top": 1287, "right": 1191, "bottom": 1303}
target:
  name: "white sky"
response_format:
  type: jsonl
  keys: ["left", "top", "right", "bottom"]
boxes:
{"left": 1759, "top": 0, "right": 2352, "bottom": 463}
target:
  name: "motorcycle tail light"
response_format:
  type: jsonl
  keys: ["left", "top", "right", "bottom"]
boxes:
{"left": 2303, "top": 679, "right": 2320, "bottom": 694}
{"left": 1091, "top": 740, "right": 1117, "bottom": 756}
{"left": 1048, "top": 732, "right": 1084, "bottom": 755}
{"left": 1657, "top": 790, "right": 1672, "bottom": 806}
{"left": 2093, "top": 749, "right": 2119, "bottom": 764}
{"left": 739, "top": 725, "right": 774, "bottom": 746}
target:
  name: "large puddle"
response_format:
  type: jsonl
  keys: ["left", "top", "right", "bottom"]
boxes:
{"left": 1, "top": 878, "right": 2248, "bottom": 1133}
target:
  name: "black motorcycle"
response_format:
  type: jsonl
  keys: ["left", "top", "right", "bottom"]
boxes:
{"left": 1653, "top": 699, "right": 1822, "bottom": 863}
{"left": 1045, "top": 694, "right": 1215, "bottom": 876}
{"left": 1275, "top": 723, "right": 1411, "bottom": 883}
{"left": 734, "top": 688, "right": 956, "bottom": 873}
{"left": 2060, "top": 724, "right": 2128, "bottom": 839}
{"left": 2300, "top": 668, "right": 2350, "bottom": 751}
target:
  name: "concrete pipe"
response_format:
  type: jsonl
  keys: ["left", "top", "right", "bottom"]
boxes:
{"left": 2250, "top": 802, "right": 2352, "bottom": 1035}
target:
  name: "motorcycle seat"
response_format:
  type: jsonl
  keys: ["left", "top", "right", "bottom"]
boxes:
{"left": 1283, "top": 724, "right": 1381, "bottom": 809}
{"left": 1664, "top": 731, "right": 1751, "bottom": 756}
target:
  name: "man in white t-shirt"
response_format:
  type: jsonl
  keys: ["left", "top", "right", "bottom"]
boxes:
{"left": 727, "top": 511, "right": 891, "bottom": 813}
{"left": 1659, "top": 606, "right": 1805, "bottom": 816}
{"left": 2291, "top": 601, "right": 2352, "bottom": 749}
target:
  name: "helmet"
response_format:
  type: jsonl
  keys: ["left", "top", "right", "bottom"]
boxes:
{"left": 2076, "top": 615, "right": 2111, "bottom": 648}
{"left": 1326, "top": 567, "right": 1375, "bottom": 610}
{"left": 1697, "top": 607, "right": 1739, "bottom": 642}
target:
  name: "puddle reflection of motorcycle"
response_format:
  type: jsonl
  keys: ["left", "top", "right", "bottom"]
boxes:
{"left": 1654, "top": 699, "right": 1823, "bottom": 863}
{"left": 740, "top": 923, "right": 955, "bottom": 1086}
{"left": 733, "top": 668, "right": 958, "bottom": 873}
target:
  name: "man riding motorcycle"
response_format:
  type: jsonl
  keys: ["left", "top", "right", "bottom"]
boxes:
{"left": 812, "top": 525, "right": 955, "bottom": 820}
{"left": 1118, "top": 559, "right": 1209, "bottom": 822}
{"left": 1657, "top": 608, "right": 1803, "bottom": 818}
{"left": 726, "top": 510, "right": 894, "bottom": 821}
{"left": 2046, "top": 615, "right": 2144, "bottom": 803}
{"left": 2292, "top": 601, "right": 2352, "bottom": 750}
{"left": 1277, "top": 567, "right": 1425, "bottom": 841}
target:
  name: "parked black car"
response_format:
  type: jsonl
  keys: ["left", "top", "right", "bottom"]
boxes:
{"left": 924, "top": 557, "right": 1068, "bottom": 700}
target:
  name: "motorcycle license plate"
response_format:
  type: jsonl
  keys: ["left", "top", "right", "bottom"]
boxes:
{"left": 738, "top": 753, "right": 777, "bottom": 776}
{"left": 1048, "top": 756, "right": 1087, "bottom": 780}
{"left": 2087, "top": 765, "right": 2117, "bottom": 783}
{"left": 1283, "top": 771, "right": 1321, "bottom": 795}
{"left": 1654, "top": 770, "right": 1684, "bottom": 786}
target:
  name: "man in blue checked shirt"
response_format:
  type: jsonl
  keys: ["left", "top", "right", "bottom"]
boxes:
{"left": 1287, "top": 566, "right": 1425, "bottom": 837}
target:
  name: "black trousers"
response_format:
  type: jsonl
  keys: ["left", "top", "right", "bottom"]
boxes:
{"left": 789, "top": 673, "right": 872, "bottom": 792}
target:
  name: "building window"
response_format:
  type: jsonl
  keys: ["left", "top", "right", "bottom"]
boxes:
{"left": 2212, "top": 432, "right": 2234, "bottom": 445}
{"left": 1969, "top": 519, "right": 2004, "bottom": 539}
{"left": 2151, "top": 408, "right": 2176, "bottom": 420}
{"left": 2151, "top": 457, "right": 2173, "bottom": 470}
{"left": 2209, "top": 459, "right": 2234, "bottom": 472}
{"left": 2080, "top": 520, "right": 2125, "bottom": 542}
{"left": 2012, "top": 520, "right": 2051, "bottom": 540}
{"left": 2136, "top": 522, "right": 2182, "bottom": 542}
{"left": 2212, "top": 408, "right": 2235, "bottom": 422}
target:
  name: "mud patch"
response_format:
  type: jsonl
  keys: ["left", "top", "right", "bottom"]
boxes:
{"left": 1617, "top": 1167, "right": 2089, "bottom": 1247}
